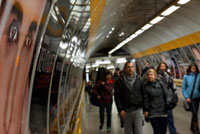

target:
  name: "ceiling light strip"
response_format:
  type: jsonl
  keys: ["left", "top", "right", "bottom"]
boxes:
{"left": 108, "top": 0, "right": 191, "bottom": 55}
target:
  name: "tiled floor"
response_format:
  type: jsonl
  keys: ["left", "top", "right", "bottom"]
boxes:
{"left": 82, "top": 90, "right": 197, "bottom": 134}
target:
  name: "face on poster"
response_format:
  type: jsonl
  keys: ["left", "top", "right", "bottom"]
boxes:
{"left": 189, "top": 45, "right": 200, "bottom": 70}
{"left": 0, "top": 0, "right": 46, "bottom": 134}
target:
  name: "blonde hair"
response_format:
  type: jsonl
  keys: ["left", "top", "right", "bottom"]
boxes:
{"left": 146, "top": 68, "right": 157, "bottom": 77}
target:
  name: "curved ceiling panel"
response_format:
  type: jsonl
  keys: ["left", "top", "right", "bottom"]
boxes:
{"left": 88, "top": 0, "right": 176, "bottom": 57}
{"left": 123, "top": 0, "right": 200, "bottom": 57}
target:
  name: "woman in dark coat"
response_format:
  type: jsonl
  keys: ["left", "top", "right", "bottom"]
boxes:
{"left": 144, "top": 69, "right": 169, "bottom": 134}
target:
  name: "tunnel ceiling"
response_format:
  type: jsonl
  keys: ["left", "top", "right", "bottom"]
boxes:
{"left": 89, "top": 0, "right": 176, "bottom": 57}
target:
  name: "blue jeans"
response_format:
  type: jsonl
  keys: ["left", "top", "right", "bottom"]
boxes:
{"left": 168, "top": 110, "right": 177, "bottom": 134}
{"left": 191, "top": 98, "right": 200, "bottom": 122}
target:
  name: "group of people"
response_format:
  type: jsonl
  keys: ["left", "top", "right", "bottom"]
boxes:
{"left": 90, "top": 61, "right": 200, "bottom": 134}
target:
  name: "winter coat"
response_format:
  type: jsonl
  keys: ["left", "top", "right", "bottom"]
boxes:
{"left": 182, "top": 73, "right": 200, "bottom": 99}
{"left": 93, "top": 80, "right": 114, "bottom": 103}
{"left": 157, "top": 71, "right": 176, "bottom": 92}
{"left": 114, "top": 73, "right": 143, "bottom": 112}
{"left": 143, "top": 79, "right": 168, "bottom": 117}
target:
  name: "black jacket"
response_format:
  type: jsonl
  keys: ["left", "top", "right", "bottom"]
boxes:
{"left": 114, "top": 74, "right": 143, "bottom": 112}
{"left": 143, "top": 79, "right": 168, "bottom": 117}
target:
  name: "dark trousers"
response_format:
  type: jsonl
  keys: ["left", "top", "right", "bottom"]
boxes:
{"left": 99, "top": 102, "right": 112, "bottom": 128}
{"left": 150, "top": 117, "right": 167, "bottom": 134}
{"left": 168, "top": 110, "right": 177, "bottom": 134}
{"left": 191, "top": 98, "right": 200, "bottom": 122}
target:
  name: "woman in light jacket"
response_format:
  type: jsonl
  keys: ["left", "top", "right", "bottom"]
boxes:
{"left": 182, "top": 63, "right": 200, "bottom": 133}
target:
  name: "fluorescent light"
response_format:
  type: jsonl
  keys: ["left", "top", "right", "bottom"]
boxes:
{"left": 109, "top": 34, "right": 138, "bottom": 54}
{"left": 177, "top": 0, "right": 191, "bottom": 5}
{"left": 86, "top": 65, "right": 91, "bottom": 69}
{"left": 150, "top": 16, "right": 165, "bottom": 24}
{"left": 111, "top": 27, "right": 115, "bottom": 31}
{"left": 95, "top": 60, "right": 111, "bottom": 64}
{"left": 109, "top": 49, "right": 115, "bottom": 54}
{"left": 86, "top": 70, "right": 89, "bottom": 73}
{"left": 59, "top": 41, "right": 68, "bottom": 49}
{"left": 161, "top": 5, "right": 180, "bottom": 16}
{"left": 107, "top": 66, "right": 115, "bottom": 69}
{"left": 92, "top": 64, "right": 99, "bottom": 67}
{"left": 141, "top": 24, "right": 153, "bottom": 30}
{"left": 119, "top": 32, "right": 125, "bottom": 36}
{"left": 129, "top": 34, "right": 138, "bottom": 40}
{"left": 116, "top": 58, "right": 127, "bottom": 63}
{"left": 135, "top": 29, "right": 144, "bottom": 35}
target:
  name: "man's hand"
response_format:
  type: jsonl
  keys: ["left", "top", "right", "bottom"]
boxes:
{"left": 120, "top": 110, "right": 126, "bottom": 120}
{"left": 144, "top": 112, "right": 149, "bottom": 118}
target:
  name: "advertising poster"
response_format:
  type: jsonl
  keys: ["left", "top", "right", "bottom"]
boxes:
{"left": 0, "top": 0, "right": 47, "bottom": 133}
{"left": 189, "top": 44, "right": 200, "bottom": 70}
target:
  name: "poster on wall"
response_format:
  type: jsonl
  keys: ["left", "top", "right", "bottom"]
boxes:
{"left": 0, "top": 0, "right": 47, "bottom": 134}
{"left": 188, "top": 44, "right": 200, "bottom": 70}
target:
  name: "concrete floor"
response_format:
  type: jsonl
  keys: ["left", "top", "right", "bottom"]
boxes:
{"left": 82, "top": 89, "right": 197, "bottom": 134}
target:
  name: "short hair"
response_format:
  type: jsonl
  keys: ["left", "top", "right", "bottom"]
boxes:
{"left": 186, "top": 63, "right": 199, "bottom": 74}
{"left": 147, "top": 68, "right": 157, "bottom": 77}
{"left": 115, "top": 67, "right": 120, "bottom": 71}
{"left": 156, "top": 61, "right": 168, "bottom": 72}
{"left": 123, "top": 61, "right": 133, "bottom": 70}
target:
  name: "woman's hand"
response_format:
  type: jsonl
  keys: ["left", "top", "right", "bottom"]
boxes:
{"left": 97, "top": 95, "right": 101, "bottom": 99}
{"left": 144, "top": 112, "right": 149, "bottom": 118}
{"left": 101, "top": 81, "right": 105, "bottom": 85}
{"left": 186, "top": 98, "right": 191, "bottom": 103}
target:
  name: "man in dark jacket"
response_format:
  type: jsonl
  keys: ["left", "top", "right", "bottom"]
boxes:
{"left": 114, "top": 61, "right": 143, "bottom": 134}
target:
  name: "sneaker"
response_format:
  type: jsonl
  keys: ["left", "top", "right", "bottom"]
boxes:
{"left": 99, "top": 125, "right": 103, "bottom": 130}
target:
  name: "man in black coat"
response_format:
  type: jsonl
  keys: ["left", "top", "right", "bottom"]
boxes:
{"left": 114, "top": 61, "right": 143, "bottom": 134}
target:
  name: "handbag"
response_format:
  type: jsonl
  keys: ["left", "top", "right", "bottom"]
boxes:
{"left": 90, "top": 93, "right": 100, "bottom": 106}
{"left": 183, "top": 73, "right": 197, "bottom": 111}
{"left": 165, "top": 91, "right": 178, "bottom": 110}
{"left": 161, "top": 81, "right": 178, "bottom": 110}
{"left": 183, "top": 100, "right": 192, "bottom": 111}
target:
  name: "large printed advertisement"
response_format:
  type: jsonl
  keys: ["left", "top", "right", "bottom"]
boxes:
{"left": 0, "top": 0, "right": 46, "bottom": 133}
{"left": 136, "top": 43, "right": 200, "bottom": 79}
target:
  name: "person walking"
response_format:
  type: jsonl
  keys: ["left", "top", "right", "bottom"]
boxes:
{"left": 113, "top": 67, "right": 124, "bottom": 128}
{"left": 114, "top": 61, "right": 143, "bottom": 134}
{"left": 143, "top": 69, "right": 170, "bottom": 134}
{"left": 93, "top": 70, "right": 114, "bottom": 133}
{"left": 113, "top": 67, "right": 121, "bottom": 82}
{"left": 182, "top": 63, "right": 200, "bottom": 134}
{"left": 156, "top": 62, "right": 179, "bottom": 134}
